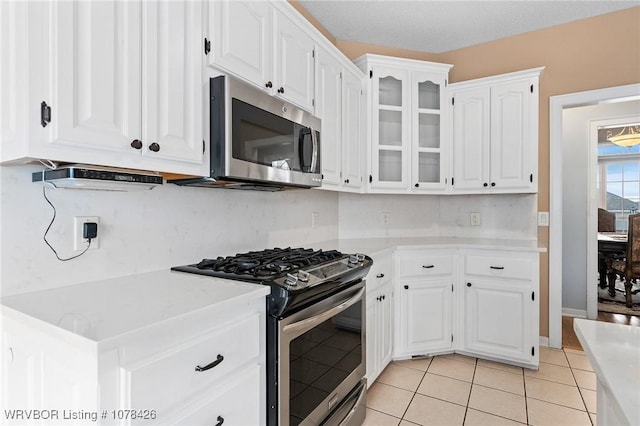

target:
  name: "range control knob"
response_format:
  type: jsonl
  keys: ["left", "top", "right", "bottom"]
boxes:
{"left": 348, "top": 253, "right": 366, "bottom": 266}
{"left": 297, "top": 270, "right": 310, "bottom": 282}
{"left": 285, "top": 273, "right": 298, "bottom": 287}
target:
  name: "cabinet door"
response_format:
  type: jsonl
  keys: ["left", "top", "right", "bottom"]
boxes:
{"left": 462, "top": 279, "right": 534, "bottom": 364}
{"left": 273, "top": 9, "right": 315, "bottom": 112}
{"left": 451, "top": 86, "right": 490, "bottom": 191}
{"left": 378, "top": 287, "right": 393, "bottom": 370}
{"left": 366, "top": 284, "right": 393, "bottom": 386}
{"left": 316, "top": 48, "right": 342, "bottom": 187}
{"left": 412, "top": 70, "right": 447, "bottom": 190}
{"left": 398, "top": 280, "right": 453, "bottom": 356}
{"left": 142, "top": 0, "right": 204, "bottom": 164}
{"left": 370, "top": 66, "right": 410, "bottom": 190}
{"left": 46, "top": 0, "right": 142, "bottom": 154}
{"left": 490, "top": 79, "right": 535, "bottom": 191}
{"left": 170, "top": 365, "right": 261, "bottom": 426}
{"left": 342, "top": 68, "right": 364, "bottom": 190}
{"left": 0, "top": 1, "right": 28, "bottom": 162}
{"left": 209, "top": 1, "right": 272, "bottom": 90}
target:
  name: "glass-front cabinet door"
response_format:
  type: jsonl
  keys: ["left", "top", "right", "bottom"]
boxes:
{"left": 370, "top": 66, "right": 410, "bottom": 190}
{"left": 412, "top": 71, "right": 447, "bottom": 190}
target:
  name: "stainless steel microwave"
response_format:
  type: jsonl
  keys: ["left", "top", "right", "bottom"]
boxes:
{"left": 171, "top": 75, "right": 321, "bottom": 190}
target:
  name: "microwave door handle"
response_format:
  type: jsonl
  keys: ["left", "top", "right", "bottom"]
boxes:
{"left": 298, "top": 127, "right": 312, "bottom": 172}
{"left": 310, "top": 127, "right": 318, "bottom": 173}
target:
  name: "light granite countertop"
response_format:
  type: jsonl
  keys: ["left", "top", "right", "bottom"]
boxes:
{"left": 574, "top": 318, "right": 640, "bottom": 425}
{"left": 1, "top": 237, "right": 544, "bottom": 344}
{"left": 313, "top": 236, "right": 546, "bottom": 256}
{"left": 0, "top": 270, "right": 269, "bottom": 343}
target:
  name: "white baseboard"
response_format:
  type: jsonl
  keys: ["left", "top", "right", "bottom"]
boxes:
{"left": 539, "top": 336, "right": 550, "bottom": 347}
{"left": 562, "top": 308, "right": 587, "bottom": 318}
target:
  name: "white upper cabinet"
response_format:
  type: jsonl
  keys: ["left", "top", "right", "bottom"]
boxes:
{"left": 1, "top": 0, "right": 206, "bottom": 175}
{"left": 490, "top": 79, "right": 536, "bottom": 189}
{"left": 369, "top": 65, "right": 411, "bottom": 191}
{"left": 273, "top": 9, "right": 315, "bottom": 111}
{"left": 451, "top": 86, "right": 490, "bottom": 191}
{"left": 143, "top": 1, "right": 204, "bottom": 164}
{"left": 49, "top": 1, "right": 141, "bottom": 155}
{"left": 412, "top": 70, "right": 449, "bottom": 191}
{"left": 341, "top": 67, "right": 365, "bottom": 191}
{"left": 316, "top": 48, "right": 343, "bottom": 187}
{"left": 355, "top": 54, "right": 452, "bottom": 193}
{"left": 209, "top": 1, "right": 272, "bottom": 90}
{"left": 208, "top": 1, "right": 315, "bottom": 112}
{"left": 450, "top": 68, "right": 543, "bottom": 193}
{"left": 316, "top": 47, "right": 365, "bottom": 192}
{"left": 0, "top": 1, "right": 28, "bottom": 162}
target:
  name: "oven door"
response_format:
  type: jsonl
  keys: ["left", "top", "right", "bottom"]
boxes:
{"left": 275, "top": 281, "right": 366, "bottom": 426}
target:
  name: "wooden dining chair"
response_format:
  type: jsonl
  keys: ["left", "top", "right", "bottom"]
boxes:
{"left": 598, "top": 208, "right": 616, "bottom": 232}
{"left": 611, "top": 213, "right": 640, "bottom": 308}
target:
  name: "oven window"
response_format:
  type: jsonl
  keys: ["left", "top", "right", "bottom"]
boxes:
{"left": 288, "top": 302, "right": 362, "bottom": 426}
{"left": 232, "top": 99, "right": 314, "bottom": 172}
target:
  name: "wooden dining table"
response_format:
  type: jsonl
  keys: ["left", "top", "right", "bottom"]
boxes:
{"left": 598, "top": 232, "right": 628, "bottom": 298}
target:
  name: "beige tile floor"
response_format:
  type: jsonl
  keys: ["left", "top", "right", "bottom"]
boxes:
{"left": 364, "top": 348, "right": 596, "bottom": 426}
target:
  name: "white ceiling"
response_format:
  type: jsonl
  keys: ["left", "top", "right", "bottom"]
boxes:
{"left": 298, "top": 0, "right": 640, "bottom": 53}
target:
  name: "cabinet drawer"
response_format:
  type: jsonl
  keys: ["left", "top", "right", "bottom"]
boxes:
{"left": 123, "top": 313, "right": 260, "bottom": 412}
{"left": 170, "top": 365, "right": 261, "bottom": 426}
{"left": 464, "top": 255, "right": 533, "bottom": 281}
{"left": 397, "top": 252, "right": 453, "bottom": 278}
{"left": 367, "top": 255, "right": 392, "bottom": 292}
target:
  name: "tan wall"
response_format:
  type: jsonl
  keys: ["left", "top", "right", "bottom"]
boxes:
{"left": 335, "top": 40, "right": 443, "bottom": 63}
{"left": 438, "top": 7, "right": 640, "bottom": 337}
{"left": 292, "top": 2, "right": 640, "bottom": 337}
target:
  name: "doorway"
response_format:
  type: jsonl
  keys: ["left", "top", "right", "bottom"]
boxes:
{"left": 549, "top": 83, "right": 640, "bottom": 348}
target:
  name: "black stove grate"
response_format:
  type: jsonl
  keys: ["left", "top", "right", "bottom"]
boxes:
{"left": 194, "top": 247, "right": 344, "bottom": 279}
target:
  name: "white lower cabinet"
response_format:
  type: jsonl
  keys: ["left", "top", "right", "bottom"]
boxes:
{"left": 365, "top": 251, "right": 393, "bottom": 386}
{"left": 398, "top": 279, "right": 454, "bottom": 357}
{"left": 1, "top": 292, "right": 266, "bottom": 425}
{"left": 457, "top": 250, "right": 539, "bottom": 367}
{"left": 169, "top": 364, "right": 261, "bottom": 426}
{"left": 394, "top": 247, "right": 539, "bottom": 369}
{"left": 395, "top": 249, "right": 455, "bottom": 358}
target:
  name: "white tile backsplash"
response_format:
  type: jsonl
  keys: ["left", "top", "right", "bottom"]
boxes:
{"left": 0, "top": 164, "right": 339, "bottom": 297}
{"left": 339, "top": 192, "right": 537, "bottom": 240}
{"left": 1, "top": 165, "right": 537, "bottom": 297}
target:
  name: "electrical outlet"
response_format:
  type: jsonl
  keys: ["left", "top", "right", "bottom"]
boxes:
{"left": 538, "top": 211, "right": 550, "bottom": 227}
{"left": 381, "top": 212, "right": 390, "bottom": 225}
{"left": 74, "top": 216, "right": 100, "bottom": 251}
{"left": 311, "top": 212, "right": 319, "bottom": 229}
{"left": 470, "top": 212, "right": 481, "bottom": 226}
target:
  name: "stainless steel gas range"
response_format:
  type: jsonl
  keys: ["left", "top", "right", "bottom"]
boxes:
{"left": 172, "top": 247, "right": 373, "bottom": 426}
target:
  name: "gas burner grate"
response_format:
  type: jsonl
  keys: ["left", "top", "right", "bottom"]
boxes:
{"left": 195, "top": 247, "right": 343, "bottom": 279}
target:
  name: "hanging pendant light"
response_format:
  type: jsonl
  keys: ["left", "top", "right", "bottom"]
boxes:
{"left": 607, "top": 125, "right": 640, "bottom": 147}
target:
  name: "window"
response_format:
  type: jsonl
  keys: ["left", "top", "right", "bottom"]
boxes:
{"left": 598, "top": 143, "right": 640, "bottom": 231}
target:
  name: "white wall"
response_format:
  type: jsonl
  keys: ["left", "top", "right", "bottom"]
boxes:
{"left": 0, "top": 164, "right": 339, "bottom": 297}
{"left": 338, "top": 192, "right": 537, "bottom": 240}
{"left": 561, "top": 100, "right": 640, "bottom": 313}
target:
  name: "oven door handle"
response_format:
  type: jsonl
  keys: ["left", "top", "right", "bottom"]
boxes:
{"left": 339, "top": 382, "right": 366, "bottom": 426}
{"left": 282, "top": 287, "right": 364, "bottom": 335}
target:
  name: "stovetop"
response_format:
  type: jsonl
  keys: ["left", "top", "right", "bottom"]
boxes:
{"left": 171, "top": 247, "right": 372, "bottom": 318}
